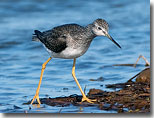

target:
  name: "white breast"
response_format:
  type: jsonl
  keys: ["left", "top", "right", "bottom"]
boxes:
{"left": 50, "top": 46, "right": 87, "bottom": 59}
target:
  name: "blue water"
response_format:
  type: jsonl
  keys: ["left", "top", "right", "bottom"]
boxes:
{"left": 0, "top": 0, "right": 150, "bottom": 113}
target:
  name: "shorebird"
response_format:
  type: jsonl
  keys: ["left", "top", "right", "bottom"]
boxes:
{"left": 31, "top": 18, "right": 121, "bottom": 104}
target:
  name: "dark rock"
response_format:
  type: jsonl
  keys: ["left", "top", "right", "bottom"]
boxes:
{"left": 136, "top": 68, "right": 150, "bottom": 83}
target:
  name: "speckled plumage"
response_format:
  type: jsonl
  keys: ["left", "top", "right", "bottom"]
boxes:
{"left": 94, "top": 19, "right": 109, "bottom": 32}
{"left": 32, "top": 19, "right": 115, "bottom": 59}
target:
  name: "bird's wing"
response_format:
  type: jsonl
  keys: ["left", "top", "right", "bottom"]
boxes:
{"left": 34, "top": 29, "right": 67, "bottom": 53}
{"left": 34, "top": 24, "right": 85, "bottom": 53}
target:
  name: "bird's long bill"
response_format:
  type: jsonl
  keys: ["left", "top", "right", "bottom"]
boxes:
{"left": 106, "top": 34, "right": 121, "bottom": 48}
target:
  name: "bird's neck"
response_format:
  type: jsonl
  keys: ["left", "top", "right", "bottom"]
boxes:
{"left": 85, "top": 24, "right": 96, "bottom": 39}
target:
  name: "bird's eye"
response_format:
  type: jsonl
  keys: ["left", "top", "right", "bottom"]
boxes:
{"left": 61, "top": 35, "right": 67, "bottom": 39}
{"left": 98, "top": 27, "right": 102, "bottom": 30}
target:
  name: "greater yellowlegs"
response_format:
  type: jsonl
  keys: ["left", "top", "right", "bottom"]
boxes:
{"left": 31, "top": 18, "right": 121, "bottom": 104}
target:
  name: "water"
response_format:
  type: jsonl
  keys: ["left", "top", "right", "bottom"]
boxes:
{"left": 0, "top": 0, "right": 150, "bottom": 113}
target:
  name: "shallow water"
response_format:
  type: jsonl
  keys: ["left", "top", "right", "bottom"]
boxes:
{"left": 0, "top": 0, "right": 150, "bottom": 113}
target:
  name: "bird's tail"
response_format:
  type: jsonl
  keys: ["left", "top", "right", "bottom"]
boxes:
{"left": 32, "top": 30, "right": 43, "bottom": 42}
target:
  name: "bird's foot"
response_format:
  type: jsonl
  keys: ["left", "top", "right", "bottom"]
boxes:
{"left": 31, "top": 93, "right": 41, "bottom": 105}
{"left": 81, "top": 96, "right": 96, "bottom": 104}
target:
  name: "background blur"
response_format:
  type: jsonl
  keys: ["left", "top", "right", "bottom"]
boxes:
{"left": 0, "top": 0, "right": 150, "bottom": 113}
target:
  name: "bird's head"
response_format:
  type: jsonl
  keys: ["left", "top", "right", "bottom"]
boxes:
{"left": 92, "top": 18, "right": 121, "bottom": 48}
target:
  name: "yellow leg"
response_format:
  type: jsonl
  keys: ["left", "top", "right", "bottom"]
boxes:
{"left": 31, "top": 57, "right": 52, "bottom": 105}
{"left": 72, "top": 58, "right": 96, "bottom": 103}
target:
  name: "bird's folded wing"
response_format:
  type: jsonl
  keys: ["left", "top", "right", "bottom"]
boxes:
{"left": 40, "top": 30, "right": 67, "bottom": 53}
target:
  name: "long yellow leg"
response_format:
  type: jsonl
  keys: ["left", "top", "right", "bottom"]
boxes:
{"left": 31, "top": 57, "right": 52, "bottom": 105}
{"left": 72, "top": 58, "right": 96, "bottom": 103}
